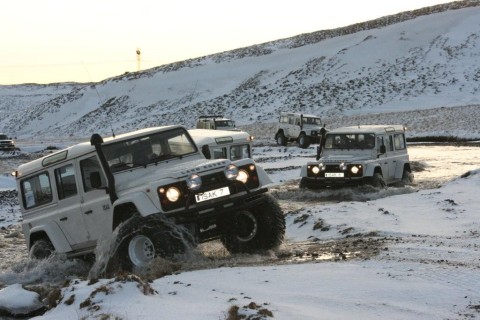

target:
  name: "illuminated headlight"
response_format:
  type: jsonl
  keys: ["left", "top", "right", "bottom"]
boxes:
{"left": 165, "top": 187, "right": 181, "bottom": 202}
{"left": 339, "top": 163, "right": 348, "bottom": 171}
{"left": 224, "top": 164, "right": 239, "bottom": 180}
{"left": 311, "top": 166, "right": 320, "bottom": 174}
{"left": 350, "top": 166, "right": 359, "bottom": 174}
{"left": 237, "top": 170, "right": 249, "bottom": 184}
{"left": 186, "top": 174, "right": 202, "bottom": 190}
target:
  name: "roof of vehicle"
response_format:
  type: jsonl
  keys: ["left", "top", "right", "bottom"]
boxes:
{"left": 326, "top": 125, "right": 406, "bottom": 135}
{"left": 16, "top": 125, "right": 183, "bottom": 178}
{"left": 188, "top": 129, "right": 252, "bottom": 146}
{"left": 280, "top": 112, "right": 320, "bottom": 118}
{"left": 197, "top": 115, "right": 232, "bottom": 120}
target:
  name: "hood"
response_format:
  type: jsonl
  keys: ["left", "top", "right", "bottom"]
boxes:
{"left": 113, "top": 157, "right": 231, "bottom": 191}
{"left": 320, "top": 153, "right": 372, "bottom": 163}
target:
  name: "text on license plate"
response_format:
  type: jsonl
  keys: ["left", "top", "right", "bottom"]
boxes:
{"left": 325, "top": 172, "right": 344, "bottom": 178}
{"left": 195, "top": 187, "right": 230, "bottom": 203}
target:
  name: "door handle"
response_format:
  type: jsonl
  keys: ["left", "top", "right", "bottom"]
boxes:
{"left": 60, "top": 217, "right": 67, "bottom": 221}
{"left": 84, "top": 210, "right": 93, "bottom": 215}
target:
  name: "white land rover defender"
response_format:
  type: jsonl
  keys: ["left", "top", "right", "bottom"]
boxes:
{"left": 196, "top": 115, "right": 238, "bottom": 131}
{"left": 188, "top": 129, "right": 254, "bottom": 161}
{"left": 275, "top": 112, "right": 323, "bottom": 148}
{"left": 15, "top": 125, "right": 285, "bottom": 272}
{"left": 299, "top": 125, "right": 413, "bottom": 189}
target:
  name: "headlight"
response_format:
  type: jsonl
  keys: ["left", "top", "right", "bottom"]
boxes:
{"left": 350, "top": 166, "right": 359, "bottom": 174}
{"left": 237, "top": 170, "right": 249, "bottom": 184}
{"left": 186, "top": 174, "right": 202, "bottom": 190}
{"left": 311, "top": 166, "right": 320, "bottom": 174}
{"left": 165, "top": 187, "right": 181, "bottom": 202}
{"left": 224, "top": 164, "right": 239, "bottom": 180}
{"left": 339, "top": 163, "right": 348, "bottom": 171}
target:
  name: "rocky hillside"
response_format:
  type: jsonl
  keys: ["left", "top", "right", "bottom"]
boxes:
{"left": 0, "top": 1, "right": 479, "bottom": 139}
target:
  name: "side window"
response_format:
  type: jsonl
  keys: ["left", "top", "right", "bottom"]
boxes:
{"left": 230, "top": 144, "right": 250, "bottom": 160}
{"left": 212, "top": 147, "right": 227, "bottom": 159}
{"left": 80, "top": 156, "right": 107, "bottom": 192}
{"left": 55, "top": 164, "right": 78, "bottom": 200}
{"left": 394, "top": 134, "right": 406, "bottom": 150}
{"left": 21, "top": 172, "right": 52, "bottom": 209}
{"left": 288, "top": 117, "right": 294, "bottom": 125}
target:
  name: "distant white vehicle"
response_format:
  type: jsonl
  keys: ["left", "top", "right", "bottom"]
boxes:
{"left": 14, "top": 125, "right": 285, "bottom": 272}
{"left": 188, "top": 128, "right": 254, "bottom": 161}
{"left": 299, "top": 125, "right": 414, "bottom": 188}
{"left": 0, "top": 133, "right": 16, "bottom": 151}
{"left": 275, "top": 112, "right": 323, "bottom": 148}
{"left": 196, "top": 115, "right": 238, "bottom": 131}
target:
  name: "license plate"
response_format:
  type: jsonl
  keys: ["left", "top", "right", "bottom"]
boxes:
{"left": 325, "top": 172, "right": 344, "bottom": 178}
{"left": 195, "top": 187, "right": 230, "bottom": 203}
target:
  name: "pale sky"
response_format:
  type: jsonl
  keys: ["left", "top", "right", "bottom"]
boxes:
{"left": 1, "top": 0, "right": 450, "bottom": 85}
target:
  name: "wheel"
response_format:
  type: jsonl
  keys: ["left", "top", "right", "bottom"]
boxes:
{"left": 276, "top": 133, "right": 287, "bottom": 146}
{"left": 366, "top": 172, "right": 386, "bottom": 188}
{"left": 108, "top": 215, "right": 193, "bottom": 272}
{"left": 30, "top": 239, "right": 55, "bottom": 259}
{"left": 401, "top": 169, "right": 414, "bottom": 184}
{"left": 298, "top": 133, "right": 310, "bottom": 148}
{"left": 221, "top": 194, "right": 285, "bottom": 254}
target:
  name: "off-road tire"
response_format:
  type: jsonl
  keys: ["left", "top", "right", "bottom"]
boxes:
{"left": 366, "top": 172, "right": 386, "bottom": 188}
{"left": 107, "top": 215, "right": 193, "bottom": 272}
{"left": 276, "top": 133, "right": 287, "bottom": 146}
{"left": 298, "top": 133, "right": 310, "bottom": 149}
{"left": 30, "top": 239, "right": 55, "bottom": 259}
{"left": 221, "top": 194, "right": 285, "bottom": 254}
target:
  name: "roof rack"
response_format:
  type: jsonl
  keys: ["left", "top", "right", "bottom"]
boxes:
{"left": 198, "top": 115, "right": 224, "bottom": 119}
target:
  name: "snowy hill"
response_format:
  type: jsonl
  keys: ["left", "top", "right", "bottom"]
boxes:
{"left": 1, "top": 1, "right": 479, "bottom": 139}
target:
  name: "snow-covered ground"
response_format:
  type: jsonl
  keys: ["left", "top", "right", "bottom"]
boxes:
{"left": 0, "top": 141, "right": 479, "bottom": 319}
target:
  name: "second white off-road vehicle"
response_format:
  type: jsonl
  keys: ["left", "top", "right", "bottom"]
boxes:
{"left": 196, "top": 115, "right": 238, "bottom": 131}
{"left": 15, "top": 125, "right": 285, "bottom": 273}
{"left": 299, "top": 125, "right": 413, "bottom": 189}
{"left": 275, "top": 112, "right": 323, "bottom": 148}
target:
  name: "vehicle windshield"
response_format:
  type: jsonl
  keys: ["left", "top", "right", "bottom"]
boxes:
{"left": 102, "top": 127, "right": 198, "bottom": 173}
{"left": 324, "top": 133, "right": 375, "bottom": 150}
{"left": 302, "top": 117, "right": 321, "bottom": 125}
{"left": 0, "top": 134, "right": 8, "bottom": 140}
{"left": 215, "top": 120, "right": 235, "bottom": 128}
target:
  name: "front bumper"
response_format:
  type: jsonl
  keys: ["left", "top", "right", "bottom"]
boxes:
{"left": 165, "top": 187, "right": 268, "bottom": 223}
{"left": 301, "top": 177, "right": 366, "bottom": 189}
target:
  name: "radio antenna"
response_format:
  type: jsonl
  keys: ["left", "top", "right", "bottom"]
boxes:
{"left": 81, "top": 61, "right": 116, "bottom": 138}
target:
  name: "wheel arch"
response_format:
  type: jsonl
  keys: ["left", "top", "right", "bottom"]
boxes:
{"left": 28, "top": 224, "right": 72, "bottom": 253}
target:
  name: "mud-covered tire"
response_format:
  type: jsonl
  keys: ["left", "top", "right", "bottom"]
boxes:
{"left": 30, "top": 239, "right": 55, "bottom": 259}
{"left": 276, "top": 133, "right": 287, "bottom": 146}
{"left": 366, "top": 172, "right": 386, "bottom": 188}
{"left": 107, "top": 215, "right": 193, "bottom": 272}
{"left": 298, "top": 133, "right": 310, "bottom": 149}
{"left": 402, "top": 169, "right": 414, "bottom": 184}
{"left": 221, "top": 194, "right": 285, "bottom": 254}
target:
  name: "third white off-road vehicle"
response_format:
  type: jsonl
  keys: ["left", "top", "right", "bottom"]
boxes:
{"left": 15, "top": 125, "right": 285, "bottom": 273}
{"left": 299, "top": 125, "right": 413, "bottom": 189}
{"left": 275, "top": 112, "right": 323, "bottom": 148}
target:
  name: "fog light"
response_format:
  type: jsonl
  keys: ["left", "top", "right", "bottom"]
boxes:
{"left": 186, "top": 174, "right": 202, "bottom": 190}
{"left": 225, "top": 164, "right": 239, "bottom": 180}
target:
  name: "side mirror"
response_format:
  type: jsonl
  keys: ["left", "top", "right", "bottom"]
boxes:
{"left": 90, "top": 172, "right": 103, "bottom": 189}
